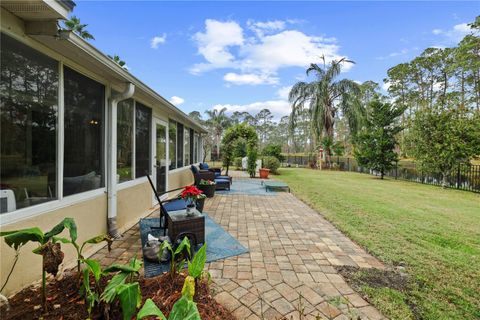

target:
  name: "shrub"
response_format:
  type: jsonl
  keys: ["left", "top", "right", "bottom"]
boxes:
{"left": 234, "top": 157, "right": 243, "bottom": 169}
{"left": 262, "top": 144, "right": 285, "bottom": 162}
{"left": 262, "top": 156, "right": 280, "bottom": 174}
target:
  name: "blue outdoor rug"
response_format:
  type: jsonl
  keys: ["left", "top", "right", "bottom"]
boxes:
{"left": 139, "top": 214, "right": 249, "bottom": 278}
{"left": 216, "top": 178, "right": 276, "bottom": 195}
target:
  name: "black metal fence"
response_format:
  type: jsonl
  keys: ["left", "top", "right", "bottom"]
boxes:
{"left": 282, "top": 155, "right": 480, "bottom": 193}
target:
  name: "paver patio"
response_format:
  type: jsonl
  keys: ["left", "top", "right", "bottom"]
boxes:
{"left": 90, "top": 171, "right": 386, "bottom": 319}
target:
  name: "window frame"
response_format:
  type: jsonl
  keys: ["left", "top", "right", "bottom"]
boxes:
{"left": 0, "top": 33, "right": 110, "bottom": 225}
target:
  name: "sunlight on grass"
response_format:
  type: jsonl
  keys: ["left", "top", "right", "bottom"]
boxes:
{"left": 277, "top": 168, "right": 480, "bottom": 320}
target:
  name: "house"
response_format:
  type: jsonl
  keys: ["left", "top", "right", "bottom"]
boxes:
{"left": 0, "top": 0, "right": 206, "bottom": 295}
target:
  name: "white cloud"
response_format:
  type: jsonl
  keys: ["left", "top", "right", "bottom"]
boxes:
{"left": 376, "top": 47, "right": 418, "bottom": 60}
{"left": 223, "top": 72, "right": 279, "bottom": 85}
{"left": 169, "top": 96, "right": 185, "bottom": 106}
{"left": 432, "top": 22, "right": 474, "bottom": 44}
{"left": 247, "top": 20, "right": 286, "bottom": 37}
{"left": 240, "top": 30, "right": 347, "bottom": 73}
{"left": 190, "top": 19, "right": 244, "bottom": 74}
{"left": 190, "top": 19, "right": 351, "bottom": 85}
{"left": 276, "top": 86, "right": 293, "bottom": 100}
{"left": 150, "top": 34, "right": 167, "bottom": 49}
{"left": 212, "top": 99, "right": 291, "bottom": 120}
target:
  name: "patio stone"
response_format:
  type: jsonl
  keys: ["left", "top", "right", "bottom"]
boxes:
{"left": 86, "top": 171, "right": 385, "bottom": 319}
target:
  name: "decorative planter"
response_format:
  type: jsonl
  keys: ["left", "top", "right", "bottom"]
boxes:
{"left": 259, "top": 168, "right": 270, "bottom": 179}
{"left": 186, "top": 203, "right": 196, "bottom": 216}
{"left": 198, "top": 184, "right": 216, "bottom": 198}
{"left": 196, "top": 197, "right": 206, "bottom": 213}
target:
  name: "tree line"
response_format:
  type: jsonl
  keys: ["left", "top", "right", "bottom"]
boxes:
{"left": 193, "top": 17, "right": 480, "bottom": 184}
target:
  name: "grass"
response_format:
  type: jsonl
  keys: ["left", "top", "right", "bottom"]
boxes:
{"left": 276, "top": 168, "right": 480, "bottom": 320}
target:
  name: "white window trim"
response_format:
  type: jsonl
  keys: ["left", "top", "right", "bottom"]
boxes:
{"left": 0, "top": 188, "right": 106, "bottom": 226}
{"left": 0, "top": 47, "right": 109, "bottom": 225}
{"left": 117, "top": 176, "right": 148, "bottom": 191}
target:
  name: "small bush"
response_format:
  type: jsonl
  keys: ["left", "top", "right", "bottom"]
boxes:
{"left": 262, "top": 156, "right": 280, "bottom": 174}
{"left": 234, "top": 157, "right": 243, "bottom": 169}
{"left": 262, "top": 144, "right": 285, "bottom": 162}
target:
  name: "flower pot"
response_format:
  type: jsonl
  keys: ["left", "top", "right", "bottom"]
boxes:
{"left": 196, "top": 197, "right": 205, "bottom": 213}
{"left": 198, "top": 184, "right": 216, "bottom": 198}
{"left": 186, "top": 203, "right": 196, "bottom": 216}
{"left": 259, "top": 168, "right": 270, "bottom": 179}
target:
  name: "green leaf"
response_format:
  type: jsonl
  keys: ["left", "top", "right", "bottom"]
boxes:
{"left": 174, "top": 237, "right": 191, "bottom": 257}
{"left": 44, "top": 217, "right": 77, "bottom": 241}
{"left": 168, "top": 296, "right": 201, "bottom": 320}
{"left": 83, "top": 234, "right": 112, "bottom": 251}
{"left": 104, "top": 258, "right": 142, "bottom": 274}
{"left": 101, "top": 272, "right": 128, "bottom": 303}
{"left": 117, "top": 282, "right": 142, "bottom": 320}
{"left": 176, "top": 259, "right": 186, "bottom": 273}
{"left": 0, "top": 228, "right": 45, "bottom": 249}
{"left": 84, "top": 259, "right": 102, "bottom": 282}
{"left": 52, "top": 236, "right": 72, "bottom": 244}
{"left": 188, "top": 243, "right": 207, "bottom": 278}
{"left": 137, "top": 298, "right": 166, "bottom": 320}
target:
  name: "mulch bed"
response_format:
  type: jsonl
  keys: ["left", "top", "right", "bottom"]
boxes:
{"left": 0, "top": 271, "right": 235, "bottom": 320}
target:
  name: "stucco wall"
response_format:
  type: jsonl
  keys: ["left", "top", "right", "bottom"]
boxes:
{"left": 168, "top": 167, "right": 194, "bottom": 197}
{"left": 116, "top": 181, "right": 153, "bottom": 231}
{"left": 0, "top": 195, "right": 107, "bottom": 296}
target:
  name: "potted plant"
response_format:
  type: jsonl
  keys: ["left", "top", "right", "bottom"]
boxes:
{"left": 259, "top": 168, "right": 270, "bottom": 179}
{"left": 197, "top": 179, "right": 216, "bottom": 198}
{"left": 180, "top": 185, "right": 204, "bottom": 216}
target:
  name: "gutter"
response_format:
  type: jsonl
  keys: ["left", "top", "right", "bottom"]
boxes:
{"left": 107, "top": 82, "right": 135, "bottom": 238}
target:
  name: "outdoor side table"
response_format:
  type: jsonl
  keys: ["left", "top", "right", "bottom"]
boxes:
{"left": 167, "top": 209, "right": 205, "bottom": 246}
{"left": 264, "top": 181, "right": 290, "bottom": 193}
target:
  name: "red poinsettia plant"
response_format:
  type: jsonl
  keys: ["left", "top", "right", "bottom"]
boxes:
{"left": 180, "top": 185, "right": 206, "bottom": 203}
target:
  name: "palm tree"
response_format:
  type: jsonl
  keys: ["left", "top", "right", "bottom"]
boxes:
{"left": 289, "top": 57, "right": 363, "bottom": 165}
{"left": 64, "top": 16, "right": 94, "bottom": 40}
{"left": 108, "top": 54, "right": 127, "bottom": 69}
{"left": 205, "top": 108, "right": 231, "bottom": 160}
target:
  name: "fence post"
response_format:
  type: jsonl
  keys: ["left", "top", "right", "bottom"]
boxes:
{"left": 395, "top": 161, "right": 398, "bottom": 180}
{"left": 457, "top": 165, "right": 461, "bottom": 189}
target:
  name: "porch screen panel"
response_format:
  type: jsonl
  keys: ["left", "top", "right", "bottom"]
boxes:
{"left": 117, "top": 98, "right": 134, "bottom": 182}
{"left": 169, "top": 120, "right": 177, "bottom": 170}
{"left": 184, "top": 127, "right": 190, "bottom": 166}
{"left": 0, "top": 34, "right": 58, "bottom": 211}
{"left": 63, "top": 67, "right": 105, "bottom": 196}
{"left": 176, "top": 123, "right": 184, "bottom": 168}
{"left": 190, "top": 129, "right": 194, "bottom": 164}
{"left": 135, "top": 102, "right": 151, "bottom": 178}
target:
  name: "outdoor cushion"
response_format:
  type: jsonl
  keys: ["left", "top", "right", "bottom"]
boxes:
{"left": 163, "top": 198, "right": 187, "bottom": 212}
{"left": 191, "top": 165, "right": 199, "bottom": 174}
{"left": 215, "top": 178, "right": 230, "bottom": 190}
{"left": 217, "top": 175, "right": 231, "bottom": 181}
{"left": 199, "top": 163, "right": 209, "bottom": 170}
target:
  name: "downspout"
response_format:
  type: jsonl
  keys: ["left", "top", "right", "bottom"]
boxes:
{"left": 107, "top": 82, "right": 135, "bottom": 238}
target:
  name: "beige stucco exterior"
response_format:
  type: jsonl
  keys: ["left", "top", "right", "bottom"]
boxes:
{"left": 0, "top": 5, "right": 204, "bottom": 296}
{"left": 0, "top": 195, "right": 107, "bottom": 295}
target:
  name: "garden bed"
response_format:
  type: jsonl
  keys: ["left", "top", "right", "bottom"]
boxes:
{"left": 1, "top": 271, "right": 235, "bottom": 320}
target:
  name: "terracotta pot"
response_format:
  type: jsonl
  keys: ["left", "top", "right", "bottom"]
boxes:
{"left": 259, "top": 168, "right": 270, "bottom": 179}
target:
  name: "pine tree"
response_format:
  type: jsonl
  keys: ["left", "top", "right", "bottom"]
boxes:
{"left": 354, "top": 100, "right": 404, "bottom": 179}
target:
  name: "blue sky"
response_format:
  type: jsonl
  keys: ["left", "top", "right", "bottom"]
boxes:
{"left": 72, "top": 1, "right": 478, "bottom": 120}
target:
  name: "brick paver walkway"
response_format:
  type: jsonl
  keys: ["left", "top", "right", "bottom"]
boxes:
{"left": 90, "top": 171, "right": 386, "bottom": 320}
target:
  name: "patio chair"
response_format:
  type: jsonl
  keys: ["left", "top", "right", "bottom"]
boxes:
{"left": 191, "top": 165, "right": 231, "bottom": 190}
{"left": 146, "top": 174, "right": 189, "bottom": 236}
{"left": 192, "top": 164, "right": 232, "bottom": 182}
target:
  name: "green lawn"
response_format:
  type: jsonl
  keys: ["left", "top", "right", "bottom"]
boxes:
{"left": 276, "top": 168, "right": 480, "bottom": 320}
